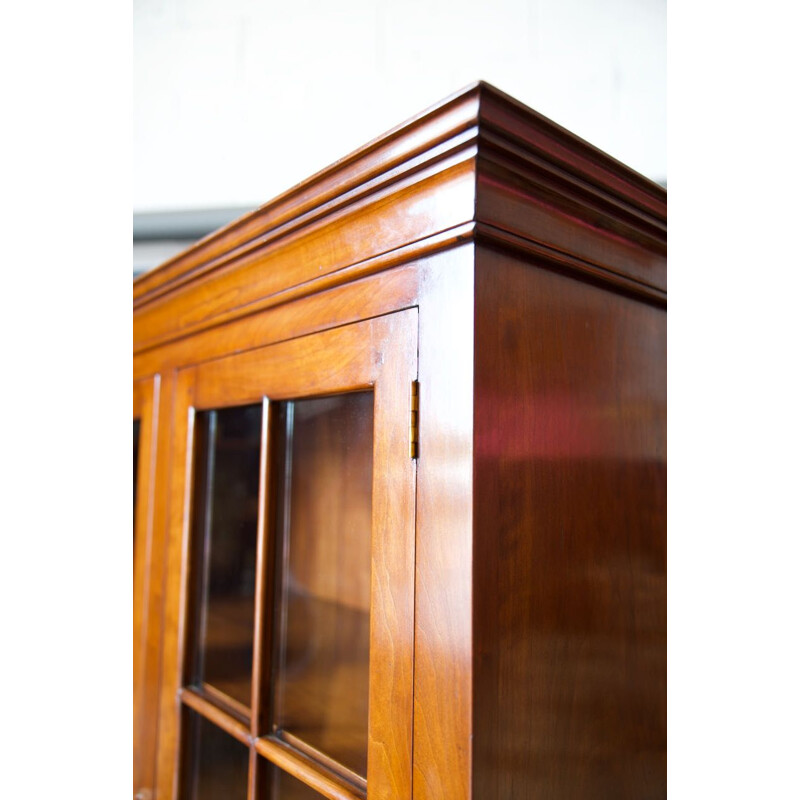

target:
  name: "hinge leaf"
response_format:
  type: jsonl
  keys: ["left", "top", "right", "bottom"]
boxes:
{"left": 410, "top": 380, "right": 419, "bottom": 459}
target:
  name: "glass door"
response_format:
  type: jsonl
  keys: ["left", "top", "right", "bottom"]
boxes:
{"left": 158, "top": 309, "right": 418, "bottom": 800}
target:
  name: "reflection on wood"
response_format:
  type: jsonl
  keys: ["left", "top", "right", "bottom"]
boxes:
{"left": 472, "top": 253, "right": 666, "bottom": 798}
{"left": 137, "top": 85, "right": 666, "bottom": 800}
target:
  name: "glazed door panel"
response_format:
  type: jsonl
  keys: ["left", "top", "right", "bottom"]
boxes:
{"left": 156, "top": 310, "right": 418, "bottom": 800}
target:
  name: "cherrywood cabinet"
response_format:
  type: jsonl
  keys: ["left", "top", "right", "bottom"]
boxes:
{"left": 134, "top": 82, "right": 666, "bottom": 800}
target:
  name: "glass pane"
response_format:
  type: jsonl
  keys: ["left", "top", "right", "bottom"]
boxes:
{"left": 189, "top": 403, "right": 262, "bottom": 712}
{"left": 267, "top": 765, "right": 326, "bottom": 799}
{"left": 272, "top": 392, "right": 373, "bottom": 780}
{"left": 182, "top": 709, "right": 249, "bottom": 800}
{"left": 133, "top": 418, "right": 140, "bottom": 538}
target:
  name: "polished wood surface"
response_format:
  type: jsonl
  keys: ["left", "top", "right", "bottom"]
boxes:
{"left": 180, "top": 687, "right": 251, "bottom": 746}
{"left": 133, "top": 258, "right": 423, "bottom": 378}
{"left": 472, "top": 249, "right": 666, "bottom": 798}
{"left": 133, "top": 378, "right": 151, "bottom": 794}
{"left": 133, "top": 374, "right": 162, "bottom": 799}
{"left": 412, "top": 248, "right": 475, "bottom": 800}
{"left": 476, "top": 85, "right": 665, "bottom": 293}
{"left": 153, "top": 311, "right": 417, "bottom": 799}
{"left": 251, "top": 397, "right": 273, "bottom": 744}
{"left": 255, "top": 738, "right": 361, "bottom": 800}
{"left": 156, "top": 368, "right": 196, "bottom": 800}
{"left": 133, "top": 82, "right": 664, "bottom": 357}
{"left": 363, "top": 309, "right": 418, "bottom": 800}
{"left": 134, "top": 84, "right": 666, "bottom": 799}
{"left": 132, "top": 87, "right": 482, "bottom": 303}
{"left": 133, "top": 159, "right": 473, "bottom": 353}
{"left": 268, "top": 763, "right": 332, "bottom": 799}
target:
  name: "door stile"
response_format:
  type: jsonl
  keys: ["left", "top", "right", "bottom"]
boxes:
{"left": 366, "top": 308, "right": 419, "bottom": 799}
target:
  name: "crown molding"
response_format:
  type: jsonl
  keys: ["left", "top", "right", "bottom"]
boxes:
{"left": 134, "top": 82, "right": 666, "bottom": 325}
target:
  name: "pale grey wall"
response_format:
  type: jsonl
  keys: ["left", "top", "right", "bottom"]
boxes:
{"left": 134, "top": 0, "right": 666, "bottom": 214}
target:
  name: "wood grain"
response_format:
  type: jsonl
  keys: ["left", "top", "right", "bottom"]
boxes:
{"left": 475, "top": 158, "right": 665, "bottom": 294}
{"left": 133, "top": 84, "right": 482, "bottom": 303}
{"left": 134, "top": 82, "right": 664, "bottom": 356}
{"left": 255, "top": 737, "right": 362, "bottom": 800}
{"left": 134, "top": 83, "right": 667, "bottom": 800}
{"left": 133, "top": 257, "right": 423, "bottom": 377}
{"left": 475, "top": 221, "right": 666, "bottom": 307}
{"left": 155, "top": 368, "right": 196, "bottom": 800}
{"left": 364, "top": 308, "right": 418, "bottom": 800}
{"left": 133, "top": 375, "right": 158, "bottom": 796}
{"left": 412, "top": 249, "right": 475, "bottom": 800}
{"left": 472, "top": 248, "right": 666, "bottom": 798}
{"left": 180, "top": 687, "right": 251, "bottom": 746}
{"left": 251, "top": 398, "right": 273, "bottom": 740}
{"left": 154, "top": 311, "right": 417, "bottom": 799}
{"left": 133, "top": 159, "right": 474, "bottom": 352}
{"left": 476, "top": 82, "right": 665, "bottom": 218}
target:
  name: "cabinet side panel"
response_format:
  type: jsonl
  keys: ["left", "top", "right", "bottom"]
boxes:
{"left": 473, "top": 250, "right": 666, "bottom": 798}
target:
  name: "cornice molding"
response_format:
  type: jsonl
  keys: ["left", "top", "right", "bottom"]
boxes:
{"left": 475, "top": 83, "right": 665, "bottom": 219}
{"left": 474, "top": 222, "right": 666, "bottom": 308}
{"left": 135, "top": 129, "right": 479, "bottom": 310}
{"left": 476, "top": 129, "right": 665, "bottom": 250}
{"left": 133, "top": 222, "right": 474, "bottom": 357}
{"left": 133, "top": 84, "right": 483, "bottom": 305}
{"left": 134, "top": 82, "right": 666, "bottom": 317}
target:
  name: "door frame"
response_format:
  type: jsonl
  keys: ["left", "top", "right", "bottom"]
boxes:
{"left": 155, "top": 309, "right": 419, "bottom": 800}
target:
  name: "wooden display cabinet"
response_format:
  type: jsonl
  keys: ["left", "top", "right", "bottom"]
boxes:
{"left": 133, "top": 82, "right": 666, "bottom": 799}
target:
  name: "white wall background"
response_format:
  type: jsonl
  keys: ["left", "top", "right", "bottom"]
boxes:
{"left": 134, "top": 0, "right": 665, "bottom": 213}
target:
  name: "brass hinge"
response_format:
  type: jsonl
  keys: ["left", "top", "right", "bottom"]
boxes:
{"left": 409, "top": 380, "right": 419, "bottom": 459}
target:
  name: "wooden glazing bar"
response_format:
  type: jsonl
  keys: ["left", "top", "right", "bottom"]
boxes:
{"left": 179, "top": 687, "right": 251, "bottom": 746}
{"left": 251, "top": 397, "right": 273, "bottom": 738}
{"left": 279, "top": 730, "right": 366, "bottom": 793}
{"left": 248, "top": 746, "right": 260, "bottom": 800}
{"left": 254, "top": 737, "right": 365, "bottom": 800}
{"left": 197, "top": 682, "right": 250, "bottom": 724}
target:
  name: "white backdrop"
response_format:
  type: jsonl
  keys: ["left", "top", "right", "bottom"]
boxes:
{"left": 134, "top": 0, "right": 666, "bottom": 213}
